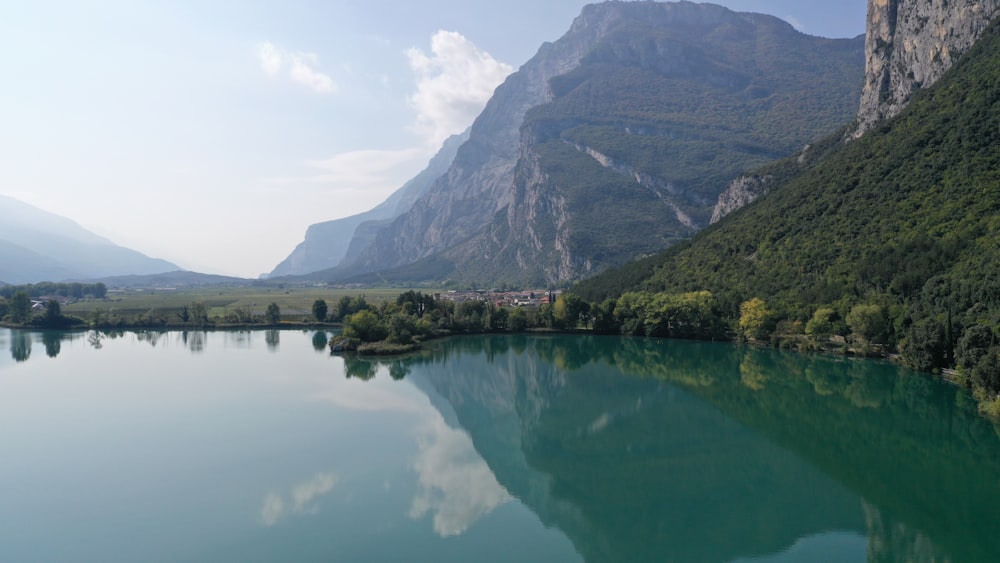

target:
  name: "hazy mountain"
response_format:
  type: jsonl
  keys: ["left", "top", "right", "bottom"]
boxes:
{"left": 324, "top": 1, "right": 864, "bottom": 286}
{"left": 0, "top": 194, "right": 178, "bottom": 284}
{"left": 268, "top": 130, "right": 470, "bottom": 278}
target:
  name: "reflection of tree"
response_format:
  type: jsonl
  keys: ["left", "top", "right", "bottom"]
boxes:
{"left": 344, "top": 357, "right": 377, "bottom": 381}
{"left": 135, "top": 331, "right": 163, "bottom": 347}
{"left": 41, "top": 331, "right": 63, "bottom": 358}
{"left": 739, "top": 355, "right": 768, "bottom": 391}
{"left": 184, "top": 331, "right": 205, "bottom": 353}
{"left": 10, "top": 331, "right": 31, "bottom": 362}
{"left": 388, "top": 362, "right": 410, "bottom": 381}
{"left": 265, "top": 330, "right": 280, "bottom": 351}
{"left": 87, "top": 331, "right": 104, "bottom": 350}
{"left": 312, "top": 331, "right": 329, "bottom": 352}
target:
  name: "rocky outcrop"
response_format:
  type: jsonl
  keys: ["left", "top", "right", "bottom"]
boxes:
{"left": 268, "top": 130, "right": 468, "bottom": 277}
{"left": 710, "top": 174, "right": 775, "bottom": 224}
{"left": 853, "top": 0, "right": 1000, "bottom": 137}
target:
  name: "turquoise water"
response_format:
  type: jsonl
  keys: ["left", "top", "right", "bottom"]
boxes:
{"left": 1, "top": 329, "right": 998, "bottom": 562}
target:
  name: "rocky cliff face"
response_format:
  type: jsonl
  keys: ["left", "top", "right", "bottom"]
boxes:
{"left": 337, "top": 1, "right": 864, "bottom": 285}
{"left": 853, "top": 0, "right": 1000, "bottom": 137}
{"left": 710, "top": 175, "right": 775, "bottom": 224}
{"left": 268, "top": 130, "right": 468, "bottom": 278}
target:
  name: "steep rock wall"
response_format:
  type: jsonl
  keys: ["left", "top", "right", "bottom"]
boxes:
{"left": 854, "top": 0, "right": 1000, "bottom": 137}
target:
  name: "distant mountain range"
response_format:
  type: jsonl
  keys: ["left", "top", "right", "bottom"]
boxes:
{"left": 270, "top": 1, "right": 865, "bottom": 286}
{"left": 0, "top": 194, "right": 179, "bottom": 284}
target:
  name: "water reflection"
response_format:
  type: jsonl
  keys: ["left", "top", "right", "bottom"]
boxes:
{"left": 180, "top": 330, "right": 205, "bottom": 353}
{"left": 259, "top": 472, "right": 339, "bottom": 527}
{"left": 10, "top": 331, "right": 31, "bottom": 362}
{"left": 41, "top": 331, "right": 63, "bottom": 358}
{"left": 409, "top": 410, "right": 512, "bottom": 537}
{"left": 265, "top": 329, "right": 280, "bottom": 352}
{"left": 396, "top": 335, "right": 1000, "bottom": 562}
{"left": 312, "top": 331, "right": 329, "bottom": 352}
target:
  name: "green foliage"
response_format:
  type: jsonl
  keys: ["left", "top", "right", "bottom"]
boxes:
{"left": 573, "top": 19, "right": 1000, "bottom": 406}
{"left": 264, "top": 302, "right": 281, "bottom": 324}
{"left": 805, "top": 308, "right": 838, "bottom": 341}
{"left": 612, "top": 291, "right": 726, "bottom": 340}
{"left": 739, "top": 298, "right": 774, "bottom": 341}
{"left": 8, "top": 291, "right": 32, "bottom": 324}
{"left": 553, "top": 293, "right": 591, "bottom": 330}
{"left": 0, "top": 282, "right": 106, "bottom": 300}
{"left": 846, "top": 304, "right": 889, "bottom": 345}
{"left": 312, "top": 299, "right": 328, "bottom": 322}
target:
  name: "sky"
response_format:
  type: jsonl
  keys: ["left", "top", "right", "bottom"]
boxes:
{"left": 0, "top": 1, "right": 868, "bottom": 278}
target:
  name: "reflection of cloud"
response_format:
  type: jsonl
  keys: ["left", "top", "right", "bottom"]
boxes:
{"left": 306, "top": 366, "right": 511, "bottom": 537}
{"left": 408, "top": 414, "right": 511, "bottom": 537}
{"left": 259, "top": 472, "right": 338, "bottom": 527}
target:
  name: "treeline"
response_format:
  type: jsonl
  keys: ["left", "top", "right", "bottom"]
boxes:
{"left": 335, "top": 289, "right": 734, "bottom": 356}
{"left": 0, "top": 291, "right": 84, "bottom": 329}
{"left": 0, "top": 282, "right": 107, "bottom": 300}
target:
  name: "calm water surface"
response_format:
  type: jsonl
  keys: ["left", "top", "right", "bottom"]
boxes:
{"left": 1, "top": 329, "right": 999, "bottom": 562}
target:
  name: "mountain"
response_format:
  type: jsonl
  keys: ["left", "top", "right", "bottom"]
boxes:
{"left": 0, "top": 194, "right": 178, "bottom": 284}
{"left": 314, "top": 1, "right": 865, "bottom": 286}
{"left": 853, "top": 0, "right": 1000, "bottom": 137}
{"left": 268, "top": 130, "right": 469, "bottom": 278}
{"left": 574, "top": 6, "right": 1000, "bottom": 401}
{"left": 711, "top": 0, "right": 1000, "bottom": 223}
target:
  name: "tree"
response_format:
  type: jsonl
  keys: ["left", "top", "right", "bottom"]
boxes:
{"left": 265, "top": 302, "right": 281, "bottom": 324}
{"left": 343, "top": 310, "right": 388, "bottom": 342}
{"left": 739, "top": 298, "right": 774, "bottom": 340}
{"left": 91, "top": 282, "right": 107, "bottom": 299}
{"left": 43, "top": 300, "right": 63, "bottom": 327}
{"left": 312, "top": 299, "right": 328, "bottom": 322}
{"left": 189, "top": 302, "right": 208, "bottom": 326}
{"left": 846, "top": 304, "right": 888, "bottom": 345}
{"left": 8, "top": 291, "right": 32, "bottom": 324}
{"left": 805, "top": 307, "right": 837, "bottom": 341}
{"left": 553, "top": 293, "right": 590, "bottom": 330}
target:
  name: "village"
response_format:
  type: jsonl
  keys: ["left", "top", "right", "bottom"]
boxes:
{"left": 437, "top": 289, "right": 562, "bottom": 308}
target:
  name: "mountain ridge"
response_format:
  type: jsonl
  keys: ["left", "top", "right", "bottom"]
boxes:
{"left": 316, "top": 1, "right": 864, "bottom": 286}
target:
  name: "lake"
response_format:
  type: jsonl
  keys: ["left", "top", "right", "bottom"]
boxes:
{"left": 1, "top": 329, "right": 999, "bottom": 562}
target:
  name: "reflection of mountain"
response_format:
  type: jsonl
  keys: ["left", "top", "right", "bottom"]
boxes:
{"left": 407, "top": 336, "right": 862, "bottom": 562}
{"left": 403, "top": 335, "right": 1000, "bottom": 562}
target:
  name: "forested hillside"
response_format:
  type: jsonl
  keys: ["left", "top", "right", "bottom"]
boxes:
{"left": 574, "top": 18, "right": 1000, "bottom": 413}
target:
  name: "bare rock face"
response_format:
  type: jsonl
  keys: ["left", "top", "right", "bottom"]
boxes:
{"left": 710, "top": 175, "right": 775, "bottom": 224}
{"left": 853, "top": 0, "right": 1000, "bottom": 137}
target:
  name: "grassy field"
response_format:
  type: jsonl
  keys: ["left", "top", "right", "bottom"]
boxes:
{"left": 62, "top": 287, "right": 405, "bottom": 322}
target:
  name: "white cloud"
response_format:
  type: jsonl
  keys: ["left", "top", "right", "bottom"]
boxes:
{"left": 406, "top": 30, "right": 513, "bottom": 148}
{"left": 258, "top": 42, "right": 284, "bottom": 75}
{"left": 257, "top": 41, "right": 337, "bottom": 94}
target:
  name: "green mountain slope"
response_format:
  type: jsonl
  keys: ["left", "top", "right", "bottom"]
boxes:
{"left": 575, "top": 18, "right": 1000, "bottom": 401}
